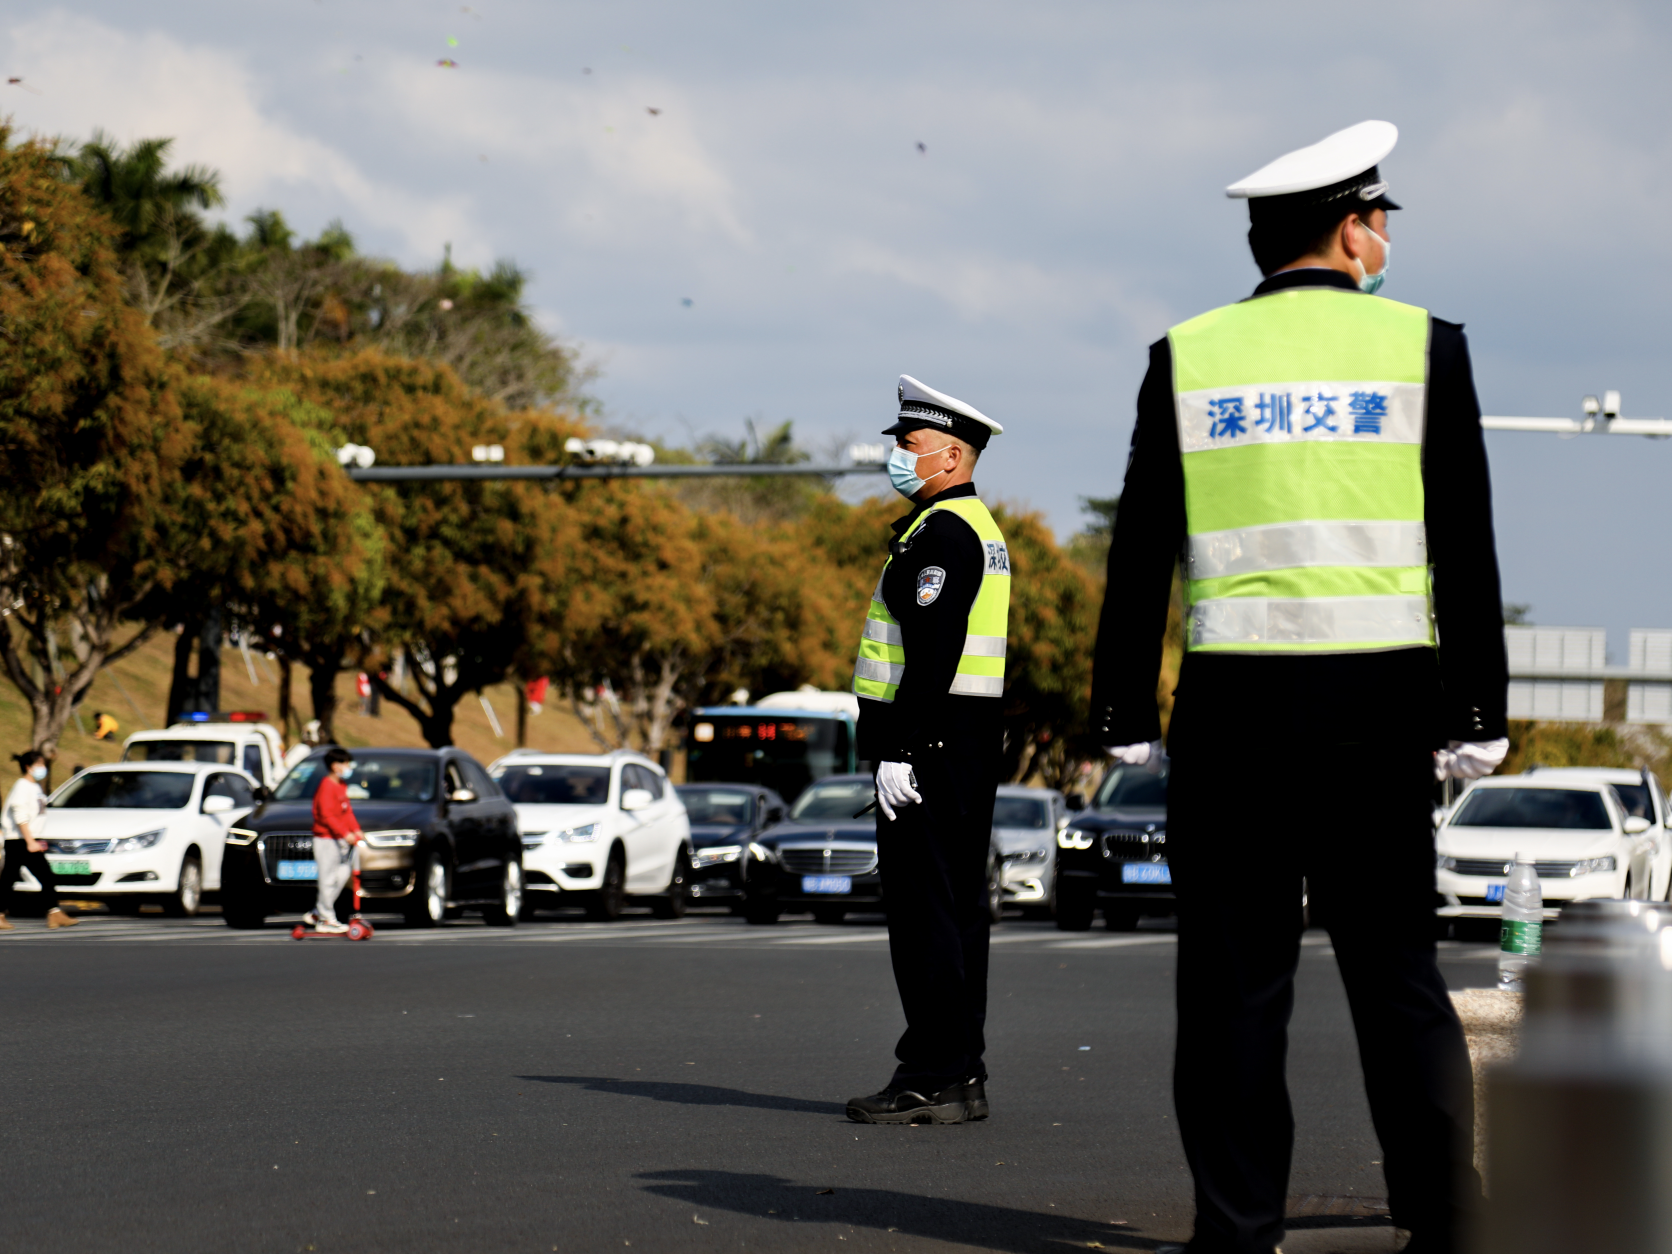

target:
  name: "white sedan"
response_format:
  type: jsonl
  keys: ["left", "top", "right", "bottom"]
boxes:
{"left": 1436, "top": 772, "right": 1659, "bottom": 921}
{"left": 35, "top": 762, "right": 260, "bottom": 916}
{"left": 487, "top": 749, "right": 691, "bottom": 921}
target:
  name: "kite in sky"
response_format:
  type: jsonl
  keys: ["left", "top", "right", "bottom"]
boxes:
{"left": 437, "top": 59, "right": 459, "bottom": 67}
{"left": 647, "top": 107, "right": 661, "bottom": 116}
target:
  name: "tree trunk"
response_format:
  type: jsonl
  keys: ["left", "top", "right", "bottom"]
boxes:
{"left": 307, "top": 654, "right": 340, "bottom": 745}
{"left": 368, "top": 672, "right": 459, "bottom": 749}
{"left": 167, "top": 619, "right": 199, "bottom": 727}
{"left": 277, "top": 658, "right": 294, "bottom": 744}
{"left": 197, "top": 606, "right": 222, "bottom": 715}
{"left": 516, "top": 680, "right": 528, "bottom": 747}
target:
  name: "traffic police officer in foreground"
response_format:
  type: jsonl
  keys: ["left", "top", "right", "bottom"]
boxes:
{"left": 1091, "top": 122, "right": 1509, "bottom": 1253}
{"left": 847, "top": 375, "right": 1010, "bottom": 1125}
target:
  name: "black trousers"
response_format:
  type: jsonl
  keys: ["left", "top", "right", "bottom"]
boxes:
{"left": 875, "top": 765, "right": 998, "bottom": 1091}
{"left": 1, "top": 840, "right": 59, "bottom": 912}
{"left": 1168, "top": 740, "right": 1478, "bottom": 1254}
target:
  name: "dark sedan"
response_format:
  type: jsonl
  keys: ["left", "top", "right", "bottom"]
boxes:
{"left": 1054, "top": 761, "right": 1170, "bottom": 931}
{"left": 220, "top": 747, "right": 523, "bottom": 929}
{"left": 745, "top": 774, "right": 1005, "bottom": 926}
{"left": 746, "top": 775, "right": 880, "bottom": 925}
{"left": 673, "top": 783, "right": 787, "bottom": 911}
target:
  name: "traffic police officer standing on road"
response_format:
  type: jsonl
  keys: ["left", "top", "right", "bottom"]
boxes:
{"left": 847, "top": 375, "right": 1010, "bottom": 1126}
{"left": 1091, "top": 122, "right": 1509, "bottom": 1254}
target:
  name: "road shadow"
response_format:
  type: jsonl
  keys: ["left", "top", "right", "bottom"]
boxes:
{"left": 636, "top": 1168, "right": 1175, "bottom": 1252}
{"left": 518, "top": 1074, "right": 845, "bottom": 1116}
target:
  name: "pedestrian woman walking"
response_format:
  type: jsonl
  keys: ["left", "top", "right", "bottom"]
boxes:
{"left": 2, "top": 752, "right": 77, "bottom": 930}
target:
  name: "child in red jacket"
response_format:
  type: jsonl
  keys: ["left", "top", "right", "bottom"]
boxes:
{"left": 309, "top": 747, "right": 363, "bottom": 932}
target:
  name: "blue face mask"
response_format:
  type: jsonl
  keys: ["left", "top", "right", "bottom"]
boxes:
{"left": 1355, "top": 221, "right": 1391, "bottom": 295}
{"left": 886, "top": 442, "right": 953, "bottom": 500}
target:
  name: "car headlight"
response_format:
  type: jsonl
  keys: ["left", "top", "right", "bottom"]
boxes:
{"left": 559, "top": 824, "right": 599, "bottom": 843}
{"left": 362, "top": 829, "right": 420, "bottom": 848}
{"left": 1057, "top": 828, "right": 1095, "bottom": 851}
{"left": 1436, "top": 855, "right": 1457, "bottom": 871}
{"left": 110, "top": 829, "right": 166, "bottom": 854}
{"left": 1570, "top": 856, "right": 1617, "bottom": 876}
{"left": 748, "top": 842, "right": 776, "bottom": 864}
{"left": 227, "top": 827, "right": 260, "bottom": 847}
{"left": 693, "top": 845, "right": 743, "bottom": 867}
{"left": 521, "top": 831, "right": 548, "bottom": 849}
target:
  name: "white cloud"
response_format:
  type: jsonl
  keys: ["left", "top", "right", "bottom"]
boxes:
{"left": 1, "top": 11, "right": 477, "bottom": 256}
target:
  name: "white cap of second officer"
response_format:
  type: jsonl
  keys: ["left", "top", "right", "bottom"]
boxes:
{"left": 1227, "top": 120, "right": 1401, "bottom": 212}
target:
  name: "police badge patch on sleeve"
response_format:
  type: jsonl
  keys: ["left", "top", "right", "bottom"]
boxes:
{"left": 916, "top": 566, "right": 946, "bottom": 605}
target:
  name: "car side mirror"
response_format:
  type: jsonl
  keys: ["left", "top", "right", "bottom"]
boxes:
{"left": 254, "top": 785, "right": 271, "bottom": 802}
{"left": 1065, "top": 792, "right": 1086, "bottom": 812}
{"left": 764, "top": 806, "right": 784, "bottom": 825}
{"left": 201, "top": 794, "right": 235, "bottom": 815}
{"left": 450, "top": 788, "right": 477, "bottom": 804}
{"left": 1624, "top": 815, "right": 1652, "bottom": 835}
{"left": 621, "top": 788, "right": 653, "bottom": 812}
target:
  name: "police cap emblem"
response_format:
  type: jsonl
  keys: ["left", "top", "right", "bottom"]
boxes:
{"left": 916, "top": 566, "right": 946, "bottom": 606}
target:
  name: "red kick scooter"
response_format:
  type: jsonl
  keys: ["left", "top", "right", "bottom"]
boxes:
{"left": 292, "top": 845, "right": 374, "bottom": 941}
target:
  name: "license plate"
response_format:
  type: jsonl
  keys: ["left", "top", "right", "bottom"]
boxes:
{"left": 1121, "top": 862, "right": 1172, "bottom": 885}
{"left": 49, "top": 860, "right": 91, "bottom": 876}
{"left": 277, "top": 860, "right": 318, "bottom": 881}
{"left": 1485, "top": 884, "right": 1505, "bottom": 903}
{"left": 802, "top": 875, "right": 852, "bottom": 895}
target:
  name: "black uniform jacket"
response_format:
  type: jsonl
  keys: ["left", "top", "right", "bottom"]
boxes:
{"left": 1090, "top": 268, "right": 1510, "bottom": 753}
{"left": 857, "top": 483, "right": 1004, "bottom": 792}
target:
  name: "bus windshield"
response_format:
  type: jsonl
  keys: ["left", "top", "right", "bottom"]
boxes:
{"left": 685, "top": 712, "right": 852, "bottom": 801}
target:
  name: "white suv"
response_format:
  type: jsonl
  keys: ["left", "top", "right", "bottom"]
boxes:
{"left": 487, "top": 750, "right": 692, "bottom": 920}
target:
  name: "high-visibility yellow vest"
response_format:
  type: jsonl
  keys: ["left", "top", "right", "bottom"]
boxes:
{"left": 852, "top": 496, "right": 1011, "bottom": 703}
{"left": 1168, "top": 286, "right": 1435, "bottom": 654}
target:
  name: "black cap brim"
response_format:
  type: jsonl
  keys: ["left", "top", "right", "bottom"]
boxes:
{"left": 882, "top": 409, "right": 991, "bottom": 450}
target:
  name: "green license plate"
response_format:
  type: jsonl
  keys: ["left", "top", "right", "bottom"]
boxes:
{"left": 49, "top": 860, "right": 91, "bottom": 876}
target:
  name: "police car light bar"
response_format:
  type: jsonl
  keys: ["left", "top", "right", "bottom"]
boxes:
{"left": 181, "top": 711, "right": 268, "bottom": 723}
{"left": 346, "top": 463, "right": 888, "bottom": 482}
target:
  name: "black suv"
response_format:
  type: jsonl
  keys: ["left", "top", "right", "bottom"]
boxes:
{"left": 220, "top": 747, "right": 522, "bottom": 928}
{"left": 1054, "top": 761, "right": 1170, "bottom": 931}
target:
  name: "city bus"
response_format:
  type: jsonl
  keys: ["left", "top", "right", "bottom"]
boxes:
{"left": 685, "top": 690, "right": 861, "bottom": 802}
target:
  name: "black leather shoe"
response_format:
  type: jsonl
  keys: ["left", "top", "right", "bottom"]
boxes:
{"left": 964, "top": 1076, "right": 989, "bottom": 1120}
{"left": 846, "top": 1081, "right": 973, "bottom": 1124}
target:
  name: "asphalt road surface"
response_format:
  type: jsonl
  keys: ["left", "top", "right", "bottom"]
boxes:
{"left": 0, "top": 908, "right": 1498, "bottom": 1253}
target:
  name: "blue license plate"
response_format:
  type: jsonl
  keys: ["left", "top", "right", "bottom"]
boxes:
{"left": 1485, "top": 883, "right": 1505, "bottom": 903}
{"left": 802, "top": 875, "right": 852, "bottom": 895}
{"left": 277, "top": 860, "right": 318, "bottom": 881}
{"left": 1121, "top": 862, "right": 1172, "bottom": 885}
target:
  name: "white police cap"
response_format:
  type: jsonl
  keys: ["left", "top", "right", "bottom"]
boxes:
{"left": 884, "top": 375, "right": 1003, "bottom": 449}
{"left": 1226, "top": 120, "right": 1400, "bottom": 209}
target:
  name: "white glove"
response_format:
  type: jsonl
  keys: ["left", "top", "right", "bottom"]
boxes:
{"left": 1105, "top": 739, "right": 1168, "bottom": 775}
{"left": 875, "top": 761, "right": 922, "bottom": 821}
{"left": 1434, "top": 738, "right": 1509, "bottom": 781}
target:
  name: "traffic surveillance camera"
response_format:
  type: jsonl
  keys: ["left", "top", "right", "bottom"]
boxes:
{"left": 336, "top": 443, "right": 375, "bottom": 468}
{"left": 1604, "top": 390, "right": 1622, "bottom": 418}
{"left": 1582, "top": 396, "right": 1601, "bottom": 416}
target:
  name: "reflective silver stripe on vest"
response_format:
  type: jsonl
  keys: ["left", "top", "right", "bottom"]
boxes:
{"left": 862, "top": 619, "right": 903, "bottom": 646}
{"left": 962, "top": 634, "right": 1007, "bottom": 658}
{"left": 949, "top": 673, "right": 1005, "bottom": 696}
{"left": 854, "top": 657, "right": 905, "bottom": 685}
{"left": 1191, "top": 595, "right": 1433, "bottom": 647}
{"left": 1188, "top": 520, "right": 1428, "bottom": 580}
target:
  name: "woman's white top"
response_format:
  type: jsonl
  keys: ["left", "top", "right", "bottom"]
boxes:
{"left": 3, "top": 777, "right": 45, "bottom": 843}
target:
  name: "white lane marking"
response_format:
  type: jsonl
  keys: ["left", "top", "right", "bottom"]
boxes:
{"left": 1047, "top": 935, "right": 1179, "bottom": 950}
{"left": 774, "top": 932, "right": 890, "bottom": 945}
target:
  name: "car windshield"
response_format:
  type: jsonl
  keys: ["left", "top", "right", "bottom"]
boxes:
{"left": 791, "top": 781, "right": 873, "bottom": 822}
{"left": 1451, "top": 787, "right": 1613, "bottom": 830}
{"left": 272, "top": 757, "right": 438, "bottom": 803}
{"left": 678, "top": 788, "right": 755, "bottom": 825}
{"left": 1612, "top": 783, "right": 1653, "bottom": 821}
{"left": 993, "top": 797, "right": 1049, "bottom": 829}
{"left": 123, "top": 739, "right": 237, "bottom": 765}
{"left": 1092, "top": 764, "right": 1169, "bottom": 811}
{"left": 51, "top": 771, "right": 194, "bottom": 810}
{"left": 494, "top": 765, "right": 611, "bottom": 805}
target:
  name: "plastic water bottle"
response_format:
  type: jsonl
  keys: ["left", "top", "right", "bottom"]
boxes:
{"left": 1498, "top": 850, "right": 1543, "bottom": 991}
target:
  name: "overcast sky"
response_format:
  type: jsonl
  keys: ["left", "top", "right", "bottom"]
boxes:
{"left": 6, "top": 1, "right": 1672, "bottom": 657}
